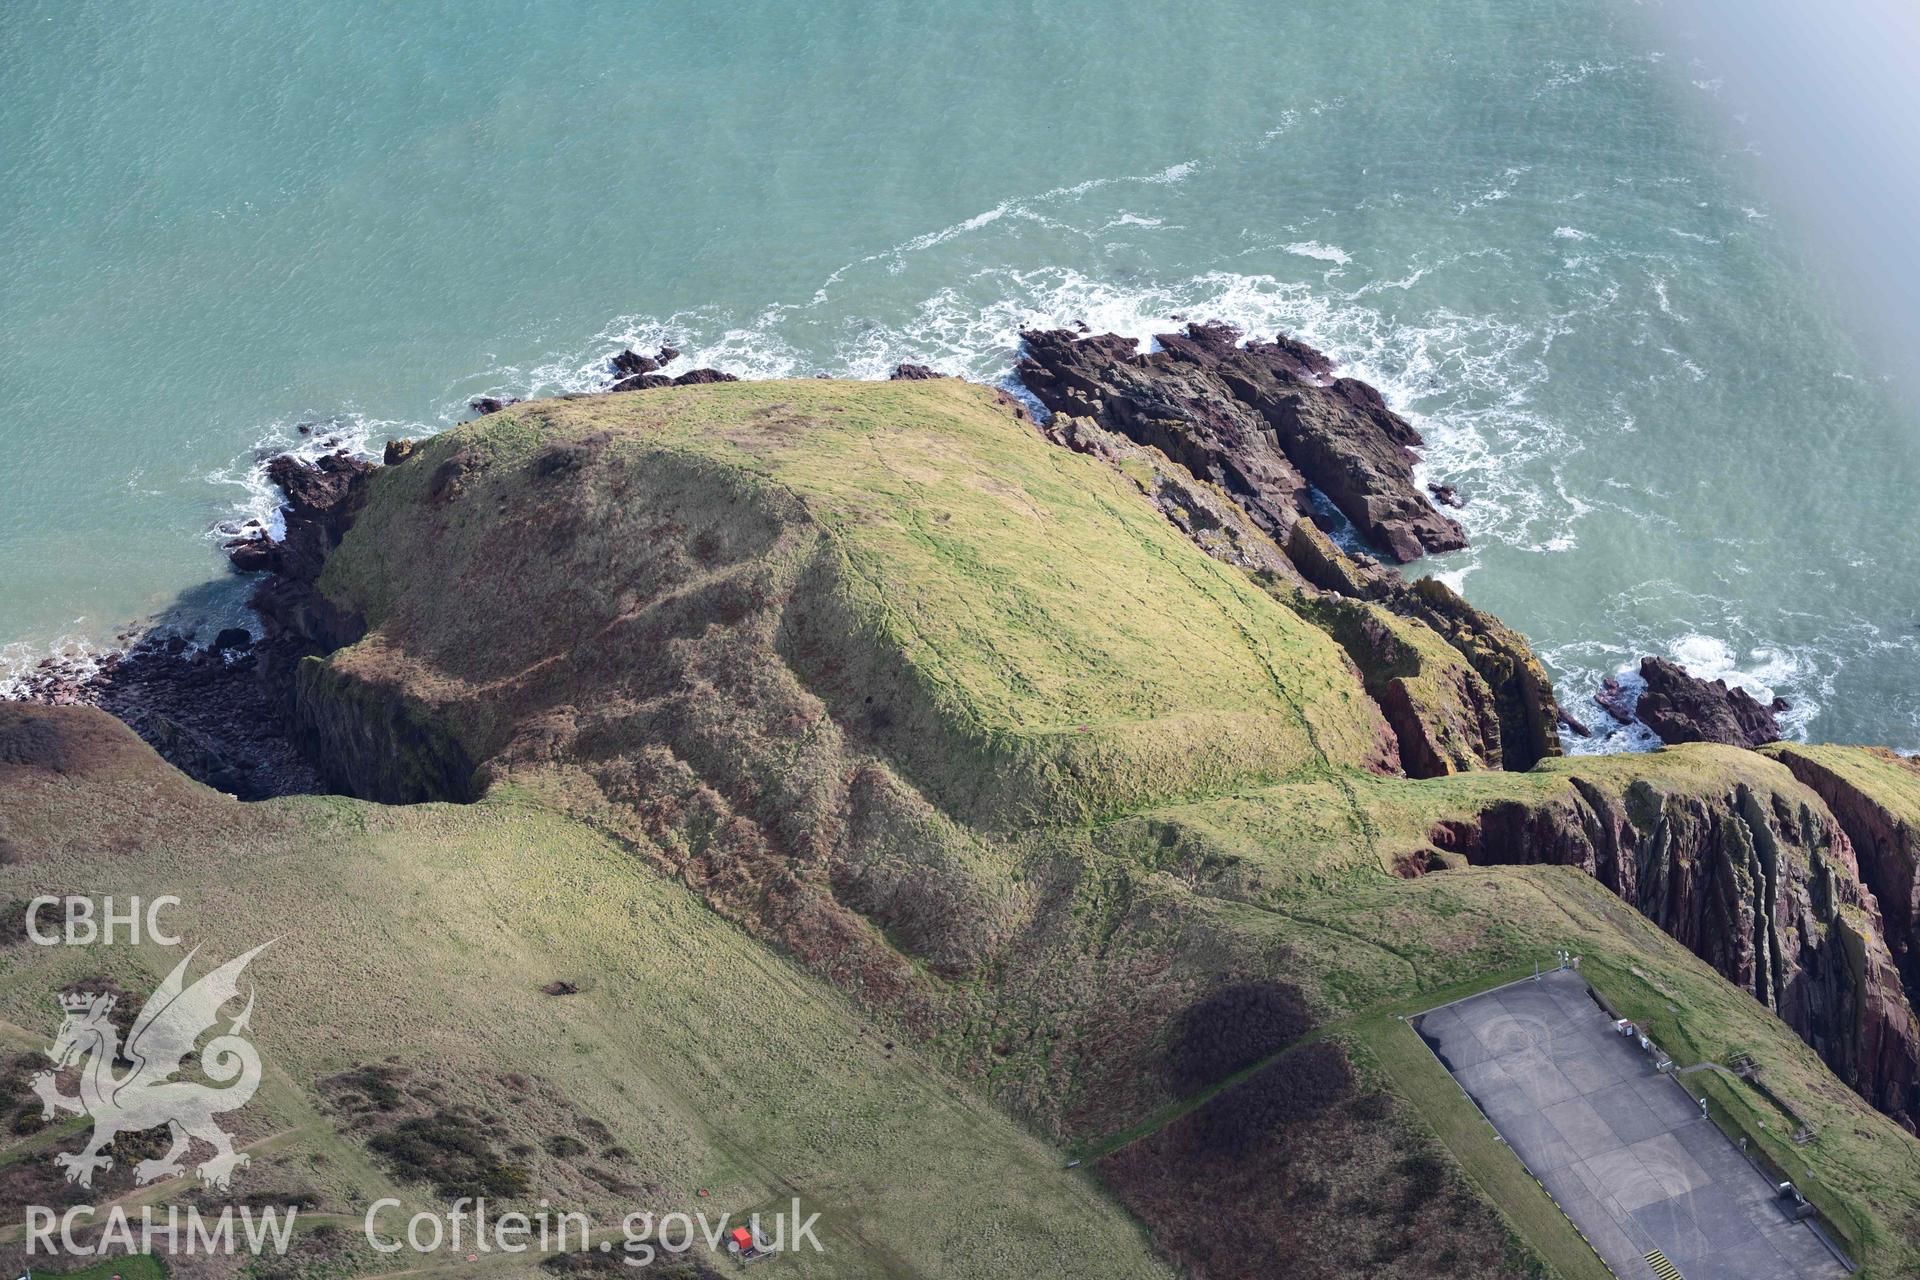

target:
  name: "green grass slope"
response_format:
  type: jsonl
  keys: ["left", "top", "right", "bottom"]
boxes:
{"left": 0, "top": 706, "right": 1168, "bottom": 1280}
{"left": 318, "top": 379, "right": 1393, "bottom": 828}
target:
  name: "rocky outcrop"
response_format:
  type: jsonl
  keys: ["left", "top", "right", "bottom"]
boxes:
{"left": 1401, "top": 577, "right": 1562, "bottom": 771}
{"left": 1285, "top": 593, "right": 1500, "bottom": 777}
{"left": 605, "top": 345, "right": 739, "bottom": 392}
{"left": 232, "top": 452, "right": 374, "bottom": 665}
{"left": 1435, "top": 753, "right": 1920, "bottom": 1127}
{"left": 607, "top": 345, "right": 670, "bottom": 390}
{"left": 1040, "top": 413, "right": 1303, "bottom": 582}
{"left": 4, "top": 629, "right": 327, "bottom": 799}
{"left": 1634, "top": 656, "right": 1785, "bottom": 746}
{"left": 1586, "top": 655, "right": 1786, "bottom": 746}
{"left": 1039, "top": 411, "right": 1552, "bottom": 773}
{"left": 1596, "top": 675, "right": 1637, "bottom": 725}
{"left": 11, "top": 443, "right": 390, "bottom": 799}
{"left": 61, "top": 437, "right": 468, "bottom": 806}
{"left": 1036, "top": 405, "right": 1559, "bottom": 772}
{"left": 220, "top": 450, "right": 376, "bottom": 583}
{"left": 611, "top": 347, "right": 665, "bottom": 378}
{"left": 1764, "top": 745, "right": 1920, "bottom": 1019}
{"left": 1016, "top": 322, "right": 1465, "bottom": 562}
{"left": 1284, "top": 522, "right": 1562, "bottom": 770}
{"left": 890, "top": 363, "right": 946, "bottom": 380}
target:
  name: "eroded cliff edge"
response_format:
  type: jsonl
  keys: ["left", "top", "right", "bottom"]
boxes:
{"left": 1428, "top": 749, "right": 1920, "bottom": 1123}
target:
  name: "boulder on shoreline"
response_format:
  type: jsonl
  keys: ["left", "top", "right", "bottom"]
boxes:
{"left": 607, "top": 345, "right": 705, "bottom": 393}
{"left": 1596, "top": 675, "right": 1637, "bottom": 725}
{"left": 1634, "top": 656, "right": 1786, "bottom": 747}
{"left": 671, "top": 367, "right": 737, "bottom": 386}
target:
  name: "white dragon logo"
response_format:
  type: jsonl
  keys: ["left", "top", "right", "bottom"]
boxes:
{"left": 31, "top": 943, "right": 270, "bottom": 1190}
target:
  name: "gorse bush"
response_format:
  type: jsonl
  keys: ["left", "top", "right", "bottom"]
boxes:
{"left": 326, "top": 1063, "right": 410, "bottom": 1110}
{"left": 367, "top": 1110, "right": 531, "bottom": 1200}
{"left": 1167, "top": 980, "right": 1315, "bottom": 1095}
{"left": 1189, "top": 1039, "right": 1353, "bottom": 1158}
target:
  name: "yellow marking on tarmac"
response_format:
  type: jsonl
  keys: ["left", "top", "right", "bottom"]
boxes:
{"left": 1644, "top": 1248, "right": 1683, "bottom": 1280}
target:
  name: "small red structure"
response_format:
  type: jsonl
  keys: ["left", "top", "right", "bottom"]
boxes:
{"left": 727, "top": 1224, "right": 768, "bottom": 1264}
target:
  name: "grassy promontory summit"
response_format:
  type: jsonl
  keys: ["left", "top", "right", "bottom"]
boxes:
{"left": 4, "top": 374, "right": 1919, "bottom": 1278}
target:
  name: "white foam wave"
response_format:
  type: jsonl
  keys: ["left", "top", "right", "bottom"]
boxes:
{"left": 1261, "top": 110, "right": 1301, "bottom": 140}
{"left": 1535, "top": 61, "right": 1625, "bottom": 96}
{"left": 204, "top": 409, "right": 399, "bottom": 543}
{"left": 1651, "top": 276, "right": 1688, "bottom": 321}
{"left": 1665, "top": 634, "right": 1803, "bottom": 710}
{"left": 1283, "top": 241, "right": 1353, "bottom": 266}
{"left": 810, "top": 155, "right": 1205, "bottom": 299}
{"left": 0, "top": 629, "right": 112, "bottom": 700}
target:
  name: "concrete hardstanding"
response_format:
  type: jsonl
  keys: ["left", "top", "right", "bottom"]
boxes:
{"left": 1414, "top": 969, "right": 1847, "bottom": 1280}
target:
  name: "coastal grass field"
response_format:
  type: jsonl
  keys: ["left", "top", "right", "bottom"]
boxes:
{"left": 18, "top": 708, "right": 1918, "bottom": 1277}
{"left": 0, "top": 758, "right": 1170, "bottom": 1280}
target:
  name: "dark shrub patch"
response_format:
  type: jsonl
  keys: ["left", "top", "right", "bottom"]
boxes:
{"left": 1166, "top": 980, "right": 1313, "bottom": 1095}
{"left": 324, "top": 1063, "right": 411, "bottom": 1110}
{"left": 533, "top": 443, "right": 593, "bottom": 479}
{"left": 194, "top": 1182, "right": 323, "bottom": 1211}
{"left": 0, "top": 899, "right": 33, "bottom": 945}
{"left": 585, "top": 1166, "right": 646, "bottom": 1197}
{"left": 0, "top": 1052, "right": 52, "bottom": 1126}
{"left": 233, "top": 1213, "right": 358, "bottom": 1280}
{"left": 367, "top": 1109, "right": 530, "bottom": 1200}
{"left": 1189, "top": 1039, "right": 1352, "bottom": 1157}
{"left": 544, "top": 1134, "right": 589, "bottom": 1157}
{"left": 542, "top": 1250, "right": 723, "bottom": 1277}
{"left": 1347, "top": 1088, "right": 1391, "bottom": 1122}
{"left": 1100, "top": 1039, "right": 1528, "bottom": 1280}
{"left": 1397, "top": 1151, "right": 1446, "bottom": 1212}
{"left": 107, "top": 1123, "right": 173, "bottom": 1165}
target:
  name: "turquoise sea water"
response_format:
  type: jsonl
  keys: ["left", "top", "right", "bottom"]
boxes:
{"left": 4, "top": 1, "right": 1918, "bottom": 749}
